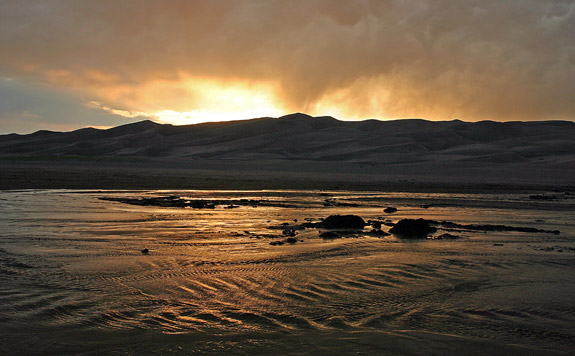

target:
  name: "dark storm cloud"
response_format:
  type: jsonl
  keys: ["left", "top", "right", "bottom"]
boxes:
{"left": 0, "top": 0, "right": 573, "bottom": 123}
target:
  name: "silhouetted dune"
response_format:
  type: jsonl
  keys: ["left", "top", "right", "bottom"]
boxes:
{"left": 1, "top": 113, "right": 574, "bottom": 164}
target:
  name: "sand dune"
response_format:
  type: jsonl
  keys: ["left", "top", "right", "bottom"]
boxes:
{"left": 1, "top": 113, "right": 574, "bottom": 188}
{"left": 1, "top": 113, "right": 574, "bottom": 163}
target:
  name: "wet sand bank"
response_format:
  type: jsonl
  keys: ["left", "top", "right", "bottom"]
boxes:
{"left": 1, "top": 159, "right": 573, "bottom": 193}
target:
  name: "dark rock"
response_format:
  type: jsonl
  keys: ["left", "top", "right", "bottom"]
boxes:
{"left": 368, "top": 229, "right": 390, "bottom": 237}
{"left": 384, "top": 207, "right": 397, "bottom": 213}
{"left": 529, "top": 194, "right": 556, "bottom": 200}
{"left": 260, "top": 234, "right": 283, "bottom": 239}
{"left": 269, "top": 241, "right": 284, "bottom": 246}
{"left": 389, "top": 219, "right": 437, "bottom": 238}
{"left": 322, "top": 215, "right": 366, "bottom": 229}
{"left": 320, "top": 231, "right": 340, "bottom": 239}
{"left": 285, "top": 237, "right": 298, "bottom": 244}
{"left": 367, "top": 220, "right": 382, "bottom": 229}
{"left": 324, "top": 199, "right": 360, "bottom": 207}
{"left": 189, "top": 200, "right": 216, "bottom": 209}
{"left": 141, "top": 248, "right": 149, "bottom": 254}
{"left": 99, "top": 196, "right": 266, "bottom": 209}
{"left": 434, "top": 233, "right": 460, "bottom": 240}
{"left": 438, "top": 221, "right": 560, "bottom": 235}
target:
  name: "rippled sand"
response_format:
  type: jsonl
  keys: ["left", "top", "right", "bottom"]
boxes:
{"left": 1, "top": 189, "right": 574, "bottom": 355}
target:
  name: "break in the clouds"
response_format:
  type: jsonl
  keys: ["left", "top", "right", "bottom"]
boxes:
{"left": 0, "top": 78, "right": 141, "bottom": 133}
{"left": 0, "top": 0, "right": 574, "bottom": 132}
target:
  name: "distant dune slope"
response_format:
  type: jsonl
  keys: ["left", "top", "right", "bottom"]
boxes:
{"left": 1, "top": 113, "right": 574, "bottom": 164}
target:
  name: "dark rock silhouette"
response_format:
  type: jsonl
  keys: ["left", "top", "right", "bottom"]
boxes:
{"left": 367, "top": 229, "right": 390, "bottom": 237}
{"left": 384, "top": 207, "right": 397, "bottom": 213}
{"left": 433, "top": 233, "right": 460, "bottom": 240}
{"left": 323, "top": 199, "right": 360, "bottom": 207}
{"left": 438, "top": 221, "right": 560, "bottom": 234}
{"left": 99, "top": 196, "right": 292, "bottom": 209}
{"left": 322, "top": 215, "right": 366, "bottom": 229}
{"left": 368, "top": 220, "right": 383, "bottom": 229}
{"left": 389, "top": 219, "right": 437, "bottom": 238}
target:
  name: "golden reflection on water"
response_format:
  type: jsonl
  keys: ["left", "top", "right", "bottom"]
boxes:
{"left": 0, "top": 189, "right": 575, "bottom": 354}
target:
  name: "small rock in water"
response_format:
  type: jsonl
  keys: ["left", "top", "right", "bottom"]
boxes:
{"left": 369, "top": 229, "right": 390, "bottom": 237}
{"left": 141, "top": 248, "right": 149, "bottom": 254}
{"left": 368, "top": 220, "right": 382, "bottom": 229}
{"left": 389, "top": 218, "right": 436, "bottom": 238}
{"left": 384, "top": 207, "right": 397, "bottom": 213}
{"left": 322, "top": 215, "right": 366, "bottom": 229}
{"left": 434, "top": 233, "right": 460, "bottom": 240}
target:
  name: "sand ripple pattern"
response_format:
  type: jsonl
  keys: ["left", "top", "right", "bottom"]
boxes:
{"left": 1, "top": 189, "right": 575, "bottom": 354}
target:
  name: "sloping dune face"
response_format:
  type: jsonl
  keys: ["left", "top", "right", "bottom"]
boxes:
{"left": 1, "top": 114, "right": 574, "bottom": 164}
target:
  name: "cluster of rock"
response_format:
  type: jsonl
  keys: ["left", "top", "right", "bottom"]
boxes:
{"left": 263, "top": 213, "right": 561, "bottom": 246}
{"left": 102, "top": 196, "right": 561, "bottom": 248}
{"left": 265, "top": 214, "right": 439, "bottom": 245}
{"left": 437, "top": 221, "right": 560, "bottom": 235}
{"left": 99, "top": 196, "right": 293, "bottom": 209}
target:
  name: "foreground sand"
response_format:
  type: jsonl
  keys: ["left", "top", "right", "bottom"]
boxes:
{"left": 1, "top": 189, "right": 574, "bottom": 355}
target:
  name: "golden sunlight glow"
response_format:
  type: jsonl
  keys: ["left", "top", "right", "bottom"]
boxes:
{"left": 91, "top": 76, "right": 287, "bottom": 125}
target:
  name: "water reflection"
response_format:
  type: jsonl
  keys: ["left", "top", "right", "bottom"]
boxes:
{"left": 0, "top": 189, "right": 574, "bottom": 355}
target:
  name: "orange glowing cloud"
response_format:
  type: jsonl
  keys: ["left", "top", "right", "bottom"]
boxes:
{"left": 0, "top": 0, "right": 573, "bottom": 128}
{"left": 83, "top": 76, "right": 285, "bottom": 124}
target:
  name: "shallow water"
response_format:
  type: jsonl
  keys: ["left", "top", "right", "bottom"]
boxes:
{"left": 1, "top": 189, "right": 574, "bottom": 355}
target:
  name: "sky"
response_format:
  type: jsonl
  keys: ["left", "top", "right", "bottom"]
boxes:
{"left": 0, "top": 0, "right": 574, "bottom": 133}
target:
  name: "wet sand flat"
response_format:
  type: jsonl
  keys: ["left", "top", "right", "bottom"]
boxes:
{"left": 1, "top": 159, "right": 574, "bottom": 192}
{"left": 1, "top": 189, "right": 574, "bottom": 355}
